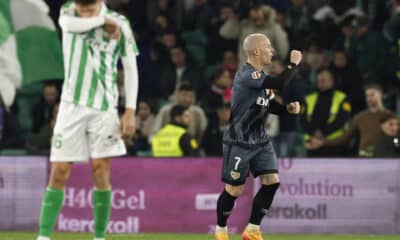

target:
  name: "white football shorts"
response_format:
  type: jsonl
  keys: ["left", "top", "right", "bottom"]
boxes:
{"left": 50, "top": 101, "right": 126, "bottom": 162}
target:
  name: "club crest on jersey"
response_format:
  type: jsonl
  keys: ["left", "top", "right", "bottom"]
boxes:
{"left": 230, "top": 171, "right": 241, "bottom": 180}
{"left": 251, "top": 71, "right": 261, "bottom": 79}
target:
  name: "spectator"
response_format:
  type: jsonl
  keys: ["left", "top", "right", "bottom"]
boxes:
{"left": 139, "top": 45, "right": 163, "bottom": 99}
{"left": 200, "top": 68, "right": 232, "bottom": 119}
{"left": 301, "top": 69, "right": 352, "bottom": 157}
{"left": 159, "top": 45, "right": 203, "bottom": 99}
{"left": 147, "top": 0, "right": 183, "bottom": 31}
{"left": 156, "top": 31, "right": 184, "bottom": 64}
{"left": 0, "top": 98, "right": 24, "bottom": 150}
{"left": 356, "top": 0, "right": 391, "bottom": 30}
{"left": 311, "top": 0, "right": 361, "bottom": 48}
{"left": 330, "top": 49, "right": 365, "bottom": 114}
{"left": 219, "top": 4, "right": 289, "bottom": 65}
{"left": 152, "top": 105, "right": 200, "bottom": 157}
{"left": 333, "top": 14, "right": 357, "bottom": 53}
{"left": 349, "top": 15, "right": 388, "bottom": 84}
{"left": 151, "top": 14, "right": 176, "bottom": 38}
{"left": 306, "top": 83, "right": 394, "bottom": 157}
{"left": 26, "top": 103, "right": 59, "bottom": 155}
{"left": 202, "top": 102, "right": 230, "bottom": 156}
{"left": 373, "top": 114, "right": 400, "bottom": 158}
{"left": 32, "top": 81, "right": 60, "bottom": 133}
{"left": 269, "top": 57, "right": 306, "bottom": 157}
{"left": 383, "top": 2, "right": 400, "bottom": 44}
{"left": 383, "top": 2, "right": 400, "bottom": 87}
{"left": 151, "top": 83, "right": 207, "bottom": 142}
{"left": 221, "top": 49, "right": 238, "bottom": 77}
{"left": 285, "top": 0, "right": 313, "bottom": 49}
{"left": 160, "top": 30, "right": 179, "bottom": 49}
{"left": 302, "top": 38, "right": 329, "bottom": 90}
{"left": 183, "top": 0, "right": 214, "bottom": 30}
{"left": 205, "top": 4, "right": 238, "bottom": 64}
{"left": 125, "top": 100, "right": 156, "bottom": 155}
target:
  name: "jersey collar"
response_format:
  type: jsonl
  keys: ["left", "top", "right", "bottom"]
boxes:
{"left": 245, "top": 62, "right": 265, "bottom": 74}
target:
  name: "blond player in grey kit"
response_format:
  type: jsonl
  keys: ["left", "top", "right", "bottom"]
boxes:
{"left": 215, "top": 33, "right": 302, "bottom": 240}
{"left": 37, "top": 0, "right": 139, "bottom": 239}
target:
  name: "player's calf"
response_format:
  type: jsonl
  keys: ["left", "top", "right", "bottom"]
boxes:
{"left": 92, "top": 158, "right": 111, "bottom": 190}
{"left": 248, "top": 182, "right": 280, "bottom": 226}
{"left": 215, "top": 184, "right": 245, "bottom": 238}
{"left": 38, "top": 163, "right": 71, "bottom": 240}
{"left": 91, "top": 158, "right": 112, "bottom": 240}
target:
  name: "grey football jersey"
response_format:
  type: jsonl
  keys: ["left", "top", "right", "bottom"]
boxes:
{"left": 223, "top": 63, "right": 275, "bottom": 147}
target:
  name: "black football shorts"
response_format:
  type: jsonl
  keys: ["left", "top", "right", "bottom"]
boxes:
{"left": 221, "top": 141, "right": 278, "bottom": 186}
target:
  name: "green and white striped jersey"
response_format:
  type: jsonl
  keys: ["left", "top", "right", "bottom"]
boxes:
{"left": 59, "top": 1, "right": 139, "bottom": 111}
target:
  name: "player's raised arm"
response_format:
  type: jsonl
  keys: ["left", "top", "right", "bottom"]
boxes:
{"left": 59, "top": 15, "right": 105, "bottom": 33}
{"left": 260, "top": 50, "right": 302, "bottom": 90}
{"left": 59, "top": 0, "right": 115, "bottom": 33}
{"left": 120, "top": 20, "right": 139, "bottom": 137}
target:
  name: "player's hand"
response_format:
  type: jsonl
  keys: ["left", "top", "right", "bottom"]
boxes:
{"left": 286, "top": 101, "right": 301, "bottom": 114}
{"left": 104, "top": 17, "right": 121, "bottom": 40}
{"left": 290, "top": 50, "right": 302, "bottom": 65}
{"left": 120, "top": 108, "right": 136, "bottom": 138}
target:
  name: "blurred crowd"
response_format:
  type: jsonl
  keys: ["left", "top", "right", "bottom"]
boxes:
{"left": 1, "top": 0, "right": 400, "bottom": 158}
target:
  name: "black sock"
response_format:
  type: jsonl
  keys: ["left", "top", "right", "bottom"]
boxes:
{"left": 216, "top": 190, "right": 237, "bottom": 227}
{"left": 249, "top": 183, "right": 280, "bottom": 225}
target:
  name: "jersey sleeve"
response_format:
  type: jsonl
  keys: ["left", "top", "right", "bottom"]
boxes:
{"left": 120, "top": 18, "right": 139, "bottom": 109}
{"left": 59, "top": 1, "right": 105, "bottom": 33}
{"left": 238, "top": 70, "right": 267, "bottom": 89}
{"left": 120, "top": 19, "right": 139, "bottom": 57}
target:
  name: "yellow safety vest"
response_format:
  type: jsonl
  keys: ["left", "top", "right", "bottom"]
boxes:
{"left": 152, "top": 124, "right": 186, "bottom": 157}
{"left": 304, "top": 91, "right": 347, "bottom": 141}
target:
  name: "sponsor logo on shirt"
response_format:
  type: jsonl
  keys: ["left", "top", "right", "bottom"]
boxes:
{"left": 256, "top": 97, "right": 270, "bottom": 106}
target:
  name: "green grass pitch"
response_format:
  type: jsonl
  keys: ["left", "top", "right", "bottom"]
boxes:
{"left": 1, "top": 232, "right": 399, "bottom": 240}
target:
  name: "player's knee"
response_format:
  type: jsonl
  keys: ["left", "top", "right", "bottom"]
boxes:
{"left": 260, "top": 173, "right": 280, "bottom": 185}
{"left": 92, "top": 160, "right": 110, "bottom": 176}
{"left": 225, "top": 184, "right": 245, "bottom": 197}
{"left": 49, "top": 163, "right": 71, "bottom": 188}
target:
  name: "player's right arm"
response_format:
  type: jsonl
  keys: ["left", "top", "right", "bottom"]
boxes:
{"left": 242, "top": 64, "right": 298, "bottom": 90}
{"left": 260, "top": 50, "right": 302, "bottom": 90}
{"left": 58, "top": 3, "right": 105, "bottom": 33}
{"left": 241, "top": 50, "right": 302, "bottom": 90}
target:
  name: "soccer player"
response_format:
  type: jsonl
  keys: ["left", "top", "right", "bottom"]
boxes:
{"left": 37, "top": 0, "right": 139, "bottom": 240}
{"left": 214, "top": 33, "right": 302, "bottom": 240}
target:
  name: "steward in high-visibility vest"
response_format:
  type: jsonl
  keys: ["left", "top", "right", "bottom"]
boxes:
{"left": 152, "top": 105, "right": 200, "bottom": 157}
{"left": 301, "top": 69, "right": 352, "bottom": 143}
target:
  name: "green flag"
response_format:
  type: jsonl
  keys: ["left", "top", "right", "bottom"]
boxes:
{"left": 0, "top": 0, "right": 63, "bottom": 106}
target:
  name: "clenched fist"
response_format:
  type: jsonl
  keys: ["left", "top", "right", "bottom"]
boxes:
{"left": 290, "top": 50, "right": 302, "bottom": 65}
{"left": 286, "top": 101, "right": 301, "bottom": 114}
